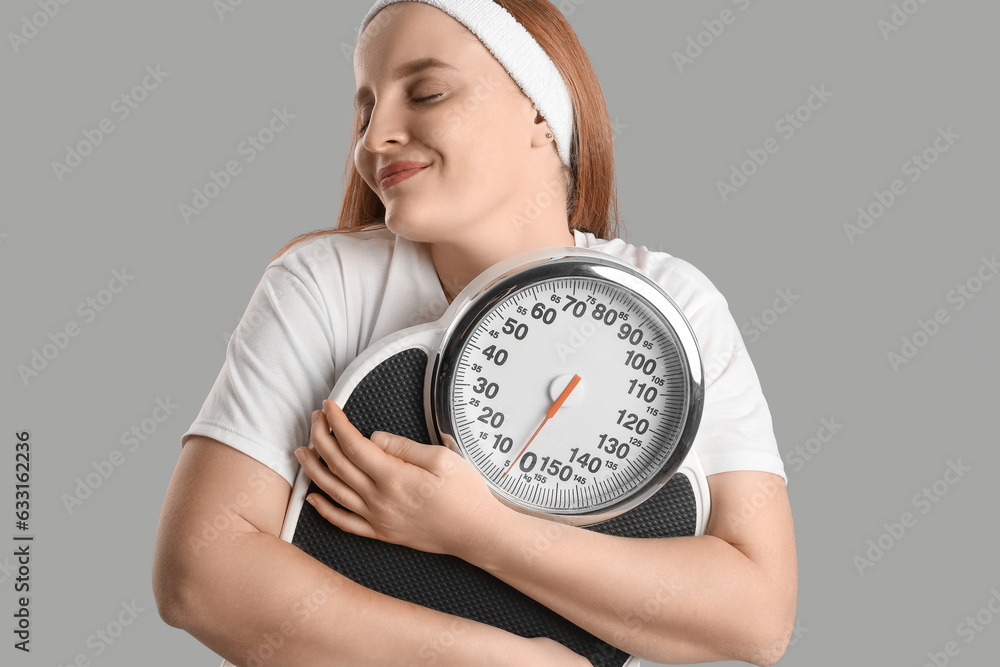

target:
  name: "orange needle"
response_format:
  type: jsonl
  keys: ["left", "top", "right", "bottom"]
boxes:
{"left": 501, "top": 373, "right": 582, "bottom": 479}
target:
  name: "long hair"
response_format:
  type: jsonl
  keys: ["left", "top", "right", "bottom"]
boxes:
{"left": 271, "top": 0, "right": 622, "bottom": 262}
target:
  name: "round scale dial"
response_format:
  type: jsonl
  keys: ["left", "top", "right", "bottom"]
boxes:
{"left": 431, "top": 253, "right": 703, "bottom": 525}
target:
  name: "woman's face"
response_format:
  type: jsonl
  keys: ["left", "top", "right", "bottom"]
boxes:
{"left": 353, "top": 2, "right": 557, "bottom": 246}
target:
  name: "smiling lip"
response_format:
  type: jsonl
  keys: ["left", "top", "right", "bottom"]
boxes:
{"left": 378, "top": 161, "right": 430, "bottom": 189}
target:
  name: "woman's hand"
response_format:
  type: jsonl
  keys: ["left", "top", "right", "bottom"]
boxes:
{"left": 295, "top": 399, "right": 512, "bottom": 562}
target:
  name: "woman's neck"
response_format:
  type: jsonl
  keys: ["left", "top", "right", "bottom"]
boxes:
{"left": 430, "top": 226, "right": 576, "bottom": 304}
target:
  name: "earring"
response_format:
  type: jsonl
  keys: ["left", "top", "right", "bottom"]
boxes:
{"left": 546, "top": 133, "right": 552, "bottom": 138}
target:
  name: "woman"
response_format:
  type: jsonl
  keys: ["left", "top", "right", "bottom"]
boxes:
{"left": 152, "top": 1, "right": 797, "bottom": 665}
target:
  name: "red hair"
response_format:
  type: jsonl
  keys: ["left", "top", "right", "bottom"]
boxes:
{"left": 272, "top": 0, "right": 622, "bottom": 262}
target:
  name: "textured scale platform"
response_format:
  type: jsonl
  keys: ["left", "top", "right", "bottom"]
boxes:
{"left": 291, "top": 348, "right": 698, "bottom": 667}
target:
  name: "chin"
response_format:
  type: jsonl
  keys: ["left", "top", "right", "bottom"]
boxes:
{"left": 383, "top": 212, "right": 444, "bottom": 244}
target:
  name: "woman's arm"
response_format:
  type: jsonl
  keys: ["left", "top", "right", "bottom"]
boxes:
{"left": 152, "top": 435, "right": 592, "bottom": 667}
{"left": 464, "top": 469, "right": 797, "bottom": 666}
{"left": 303, "top": 402, "right": 797, "bottom": 667}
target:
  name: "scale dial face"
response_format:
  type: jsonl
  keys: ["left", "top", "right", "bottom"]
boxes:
{"left": 432, "top": 257, "right": 703, "bottom": 525}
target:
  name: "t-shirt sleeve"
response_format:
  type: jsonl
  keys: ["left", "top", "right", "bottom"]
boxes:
{"left": 180, "top": 263, "right": 337, "bottom": 487}
{"left": 646, "top": 255, "right": 788, "bottom": 487}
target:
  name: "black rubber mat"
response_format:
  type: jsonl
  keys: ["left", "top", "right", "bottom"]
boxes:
{"left": 291, "top": 348, "right": 698, "bottom": 667}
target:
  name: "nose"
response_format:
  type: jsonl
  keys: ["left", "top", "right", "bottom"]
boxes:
{"left": 360, "top": 101, "right": 408, "bottom": 154}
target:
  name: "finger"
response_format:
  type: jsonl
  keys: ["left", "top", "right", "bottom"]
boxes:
{"left": 370, "top": 430, "right": 454, "bottom": 472}
{"left": 296, "top": 446, "right": 368, "bottom": 515}
{"left": 305, "top": 493, "right": 379, "bottom": 540}
{"left": 322, "top": 400, "right": 405, "bottom": 480}
{"left": 310, "top": 410, "right": 377, "bottom": 494}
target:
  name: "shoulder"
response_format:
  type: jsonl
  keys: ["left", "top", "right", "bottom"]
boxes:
{"left": 260, "top": 226, "right": 399, "bottom": 297}
{"left": 268, "top": 226, "right": 397, "bottom": 274}
{"left": 576, "top": 229, "right": 731, "bottom": 313}
{"left": 577, "top": 230, "right": 743, "bottom": 383}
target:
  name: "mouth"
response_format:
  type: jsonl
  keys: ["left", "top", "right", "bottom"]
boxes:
{"left": 379, "top": 165, "right": 430, "bottom": 191}
{"left": 379, "top": 163, "right": 430, "bottom": 190}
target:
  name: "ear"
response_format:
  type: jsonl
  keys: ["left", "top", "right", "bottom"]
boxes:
{"left": 531, "top": 110, "right": 555, "bottom": 149}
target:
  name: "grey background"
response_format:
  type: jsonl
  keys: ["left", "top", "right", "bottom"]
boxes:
{"left": 2, "top": 1, "right": 998, "bottom": 665}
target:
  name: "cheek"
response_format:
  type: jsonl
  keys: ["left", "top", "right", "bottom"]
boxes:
{"left": 425, "top": 105, "right": 476, "bottom": 149}
{"left": 434, "top": 84, "right": 510, "bottom": 143}
{"left": 435, "top": 103, "right": 516, "bottom": 170}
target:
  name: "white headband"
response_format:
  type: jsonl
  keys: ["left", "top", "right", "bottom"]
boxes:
{"left": 358, "top": 0, "right": 574, "bottom": 167}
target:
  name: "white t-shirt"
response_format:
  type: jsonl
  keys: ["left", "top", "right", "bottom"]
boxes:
{"left": 182, "top": 226, "right": 787, "bottom": 488}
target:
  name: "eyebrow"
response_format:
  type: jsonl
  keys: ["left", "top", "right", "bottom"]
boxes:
{"left": 354, "top": 57, "right": 460, "bottom": 109}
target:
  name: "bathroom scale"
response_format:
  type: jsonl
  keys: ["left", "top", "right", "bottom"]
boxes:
{"left": 220, "top": 243, "right": 711, "bottom": 667}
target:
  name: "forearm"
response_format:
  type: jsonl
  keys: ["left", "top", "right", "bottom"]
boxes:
{"left": 166, "top": 530, "right": 536, "bottom": 667}
{"left": 292, "top": 404, "right": 790, "bottom": 664}
{"left": 467, "top": 509, "right": 790, "bottom": 665}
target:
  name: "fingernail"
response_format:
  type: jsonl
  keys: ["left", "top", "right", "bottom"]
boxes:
{"left": 306, "top": 495, "right": 316, "bottom": 506}
{"left": 295, "top": 447, "right": 305, "bottom": 461}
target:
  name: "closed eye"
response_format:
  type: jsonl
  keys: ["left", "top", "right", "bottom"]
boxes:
{"left": 358, "top": 93, "right": 445, "bottom": 135}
